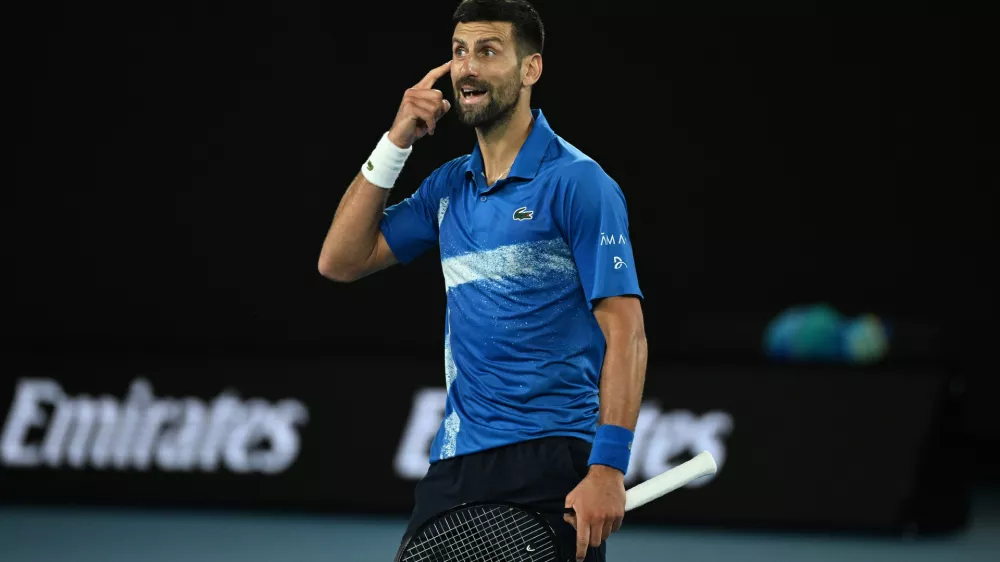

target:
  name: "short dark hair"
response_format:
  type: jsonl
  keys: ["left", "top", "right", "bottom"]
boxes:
{"left": 452, "top": 0, "right": 545, "bottom": 59}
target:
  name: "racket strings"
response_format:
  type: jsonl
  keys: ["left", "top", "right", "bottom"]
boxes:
{"left": 410, "top": 507, "right": 524, "bottom": 561}
{"left": 401, "top": 504, "right": 558, "bottom": 561}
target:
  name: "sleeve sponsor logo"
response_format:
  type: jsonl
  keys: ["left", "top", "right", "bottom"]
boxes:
{"left": 600, "top": 233, "right": 628, "bottom": 246}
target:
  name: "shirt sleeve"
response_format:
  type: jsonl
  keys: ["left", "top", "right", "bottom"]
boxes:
{"left": 563, "top": 164, "right": 643, "bottom": 309}
{"left": 379, "top": 163, "right": 452, "bottom": 265}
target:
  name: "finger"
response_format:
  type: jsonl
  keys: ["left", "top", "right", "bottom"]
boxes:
{"left": 407, "top": 100, "right": 442, "bottom": 134}
{"left": 602, "top": 517, "right": 614, "bottom": 542}
{"left": 421, "top": 96, "right": 450, "bottom": 121}
{"left": 405, "top": 87, "right": 445, "bottom": 103}
{"left": 563, "top": 494, "right": 577, "bottom": 529}
{"left": 611, "top": 515, "right": 624, "bottom": 533}
{"left": 575, "top": 518, "right": 590, "bottom": 562}
{"left": 415, "top": 60, "right": 452, "bottom": 89}
{"left": 590, "top": 519, "right": 604, "bottom": 548}
{"left": 408, "top": 97, "right": 441, "bottom": 120}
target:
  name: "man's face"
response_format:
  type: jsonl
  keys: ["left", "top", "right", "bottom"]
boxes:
{"left": 451, "top": 22, "right": 523, "bottom": 129}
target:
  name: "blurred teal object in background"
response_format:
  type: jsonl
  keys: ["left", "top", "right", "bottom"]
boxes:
{"left": 763, "top": 306, "right": 805, "bottom": 360}
{"left": 764, "top": 304, "right": 889, "bottom": 364}
{"left": 841, "top": 313, "right": 890, "bottom": 364}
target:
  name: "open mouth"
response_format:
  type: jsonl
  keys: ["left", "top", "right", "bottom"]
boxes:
{"left": 460, "top": 86, "right": 488, "bottom": 104}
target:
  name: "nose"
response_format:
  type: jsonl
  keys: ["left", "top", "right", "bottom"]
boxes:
{"left": 457, "top": 55, "right": 479, "bottom": 77}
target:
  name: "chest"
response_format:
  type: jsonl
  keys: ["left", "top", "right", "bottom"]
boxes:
{"left": 439, "top": 180, "right": 562, "bottom": 257}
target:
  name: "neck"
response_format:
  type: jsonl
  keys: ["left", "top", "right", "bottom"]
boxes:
{"left": 475, "top": 100, "right": 534, "bottom": 182}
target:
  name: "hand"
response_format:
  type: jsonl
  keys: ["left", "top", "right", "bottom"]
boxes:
{"left": 387, "top": 61, "right": 453, "bottom": 149}
{"left": 563, "top": 464, "right": 626, "bottom": 561}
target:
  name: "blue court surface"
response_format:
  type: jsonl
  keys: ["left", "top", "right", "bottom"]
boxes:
{"left": 2, "top": 488, "right": 997, "bottom": 562}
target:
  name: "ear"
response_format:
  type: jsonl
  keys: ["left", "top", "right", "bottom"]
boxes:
{"left": 522, "top": 53, "right": 542, "bottom": 87}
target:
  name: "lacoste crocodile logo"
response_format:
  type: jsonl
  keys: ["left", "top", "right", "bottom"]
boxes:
{"left": 513, "top": 207, "right": 534, "bottom": 221}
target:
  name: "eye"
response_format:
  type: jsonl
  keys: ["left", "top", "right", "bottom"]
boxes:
{"left": 454, "top": 47, "right": 467, "bottom": 57}
{"left": 483, "top": 48, "right": 496, "bottom": 57}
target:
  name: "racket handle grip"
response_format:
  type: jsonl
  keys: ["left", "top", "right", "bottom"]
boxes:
{"left": 562, "top": 452, "right": 718, "bottom": 514}
{"left": 624, "top": 451, "right": 718, "bottom": 512}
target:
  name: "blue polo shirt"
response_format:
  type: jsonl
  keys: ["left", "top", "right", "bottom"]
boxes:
{"left": 380, "top": 109, "right": 642, "bottom": 463}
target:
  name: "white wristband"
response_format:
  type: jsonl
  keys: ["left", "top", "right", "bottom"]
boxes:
{"left": 361, "top": 132, "right": 412, "bottom": 189}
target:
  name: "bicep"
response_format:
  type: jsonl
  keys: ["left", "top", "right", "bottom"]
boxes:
{"left": 593, "top": 296, "right": 645, "bottom": 342}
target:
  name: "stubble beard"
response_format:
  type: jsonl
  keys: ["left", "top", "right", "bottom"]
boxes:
{"left": 455, "top": 72, "right": 522, "bottom": 134}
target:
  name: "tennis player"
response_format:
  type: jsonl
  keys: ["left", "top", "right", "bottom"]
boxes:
{"left": 318, "top": 1, "right": 647, "bottom": 560}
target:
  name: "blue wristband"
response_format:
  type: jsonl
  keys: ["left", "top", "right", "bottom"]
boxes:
{"left": 587, "top": 424, "right": 634, "bottom": 474}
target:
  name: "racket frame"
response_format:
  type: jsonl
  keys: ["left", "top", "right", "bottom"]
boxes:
{"left": 395, "top": 500, "right": 571, "bottom": 562}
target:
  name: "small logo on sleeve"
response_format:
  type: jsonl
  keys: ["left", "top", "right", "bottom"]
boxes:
{"left": 366, "top": 160, "right": 374, "bottom": 171}
{"left": 601, "top": 233, "right": 628, "bottom": 245}
{"left": 513, "top": 207, "right": 534, "bottom": 221}
{"left": 614, "top": 257, "right": 628, "bottom": 269}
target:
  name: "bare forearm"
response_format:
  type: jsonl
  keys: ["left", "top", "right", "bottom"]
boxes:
{"left": 317, "top": 173, "right": 390, "bottom": 281}
{"left": 318, "top": 61, "right": 452, "bottom": 282}
{"left": 598, "top": 329, "right": 647, "bottom": 431}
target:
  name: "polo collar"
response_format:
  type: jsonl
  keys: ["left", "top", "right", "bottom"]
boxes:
{"left": 465, "top": 108, "right": 555, "bottom": 186}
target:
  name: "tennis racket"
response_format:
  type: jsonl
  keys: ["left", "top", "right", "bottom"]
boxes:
{"left": 395, "top": 451, "right": 718, "bottom": 562}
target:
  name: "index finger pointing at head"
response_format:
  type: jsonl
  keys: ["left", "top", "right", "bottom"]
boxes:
{"left": 415, "top": 60, "right": 452, "bottom": 89}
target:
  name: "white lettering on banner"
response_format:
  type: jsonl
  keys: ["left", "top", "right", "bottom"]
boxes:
{"left": 394, "top": 388, "right": 447, "bottom": 479}
{"left": 600, "top": 233, "right": 628, "bottom": 246}
{"left": 0, "top": 377, "right": 309, "bottom": 474}
{"left": 625, "top": 402, "right": 732, "bottom": 487}
{"left": 392, "top": 388, "right": 732, "bottom": 486}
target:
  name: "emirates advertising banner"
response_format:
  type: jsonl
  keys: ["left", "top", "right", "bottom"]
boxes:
{"left": 0, "top": 355, "right": 967, "bottom": 534}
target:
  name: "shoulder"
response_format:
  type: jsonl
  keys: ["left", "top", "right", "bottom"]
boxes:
{"left": 544, "top": 136, "right": 624, "bottom": 205}
{"left": 403, "top": 154, "right": 471, "bottom": 204}
{"left": 422, "top": 154, "right": 470, "bottom": 192}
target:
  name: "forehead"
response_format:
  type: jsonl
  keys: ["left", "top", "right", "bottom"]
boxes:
{"left": 452, "top": 21, "right": 513, "bottom": 43}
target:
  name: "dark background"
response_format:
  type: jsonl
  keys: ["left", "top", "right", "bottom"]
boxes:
{"left": 11, "top": 5, "right": 996, "bottom": 477}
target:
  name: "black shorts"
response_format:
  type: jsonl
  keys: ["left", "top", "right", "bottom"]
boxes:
{"left": 399, "top": 436, "right": 606, "bottom": 561}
